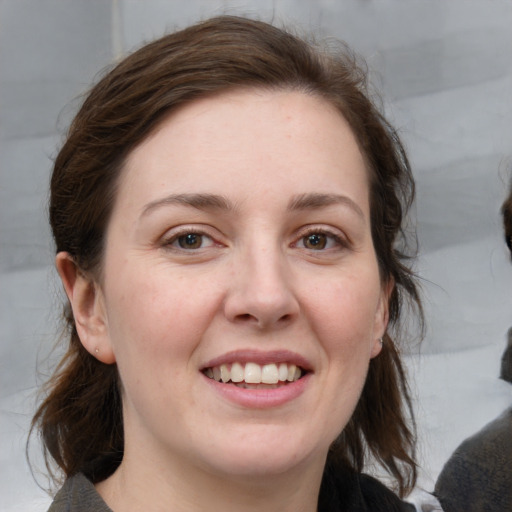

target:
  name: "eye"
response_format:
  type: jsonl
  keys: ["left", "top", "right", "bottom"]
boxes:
{"left": 302, "top": 233, "right": 328, "bottom": 250}
{"left": 295, "top": 229, "right": 344, "bottom": 251}
{"left": 166, "top": 231, "right": 215, "bottom": 250}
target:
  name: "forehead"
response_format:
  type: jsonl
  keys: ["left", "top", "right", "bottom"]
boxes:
{"left": 118, "top": 88, "right": 370, "bottom": 213}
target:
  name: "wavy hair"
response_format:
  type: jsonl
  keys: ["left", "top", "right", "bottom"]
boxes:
{"left": 31, "top": 15, "right": 422, "bottom": 497}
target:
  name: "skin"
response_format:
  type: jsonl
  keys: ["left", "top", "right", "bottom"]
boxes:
{"left": 58, "top": 89, "right": 390, "bottom": 512}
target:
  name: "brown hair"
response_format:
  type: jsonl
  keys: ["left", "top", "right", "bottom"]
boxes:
{"left": 32, "top": 15, "right": 422, "bottom": 497}
{"left": 502, "top": 183, "right": 512, "bottom": 254}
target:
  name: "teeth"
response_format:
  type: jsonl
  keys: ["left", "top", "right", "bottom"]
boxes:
{"left": 278, "top": 363, "right": 288, "bottom": 382}
{"left": 244, "top": 362, "right": 261, "bottom": 384}
{"left": 220, "top": 364, "right": 230, "bottom": 383}
{"left": 231, "top": 362, "right": 244, "bottom": 383}
{"left": 261, "top": 363, "right": 279, "bottom": 384}
{"left": 287, "top": 364, "right": 296, "bottom": 382}
{"left": 205, "top": 362, "right": 304, "bottom": 385}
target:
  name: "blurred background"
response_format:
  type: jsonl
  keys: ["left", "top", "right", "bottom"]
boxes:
{"left": 1, "top": 0, "right": 511, "bottom": 509}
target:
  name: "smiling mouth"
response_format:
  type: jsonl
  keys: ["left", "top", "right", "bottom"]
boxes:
{"left": 203, "top": 362, "right": 305, "bottom": 388}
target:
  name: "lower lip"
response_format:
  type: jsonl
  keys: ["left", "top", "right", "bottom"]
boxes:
{"left": 202, "top": 373, "right": 311, "bottom": 409}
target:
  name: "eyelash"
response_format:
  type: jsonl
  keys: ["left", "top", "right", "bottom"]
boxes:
{"left": 162, "top": 226, "right": 348, "bottom": 253}
{"left": 294, "top": 227, "right": 348, "bottom": 251}
{"left": 162, "top": 227, "right": 218, "bottom": 251}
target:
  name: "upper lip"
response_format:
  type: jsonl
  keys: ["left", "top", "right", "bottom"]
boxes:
{"left": 201, "top": 349, "right": 313, "bottom": 372}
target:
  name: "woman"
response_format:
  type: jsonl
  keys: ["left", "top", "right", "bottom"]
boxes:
{"left": 32, "top": 16, "right": 423, "bottom": 511}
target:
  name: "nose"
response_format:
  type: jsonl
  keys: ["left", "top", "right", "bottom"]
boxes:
{"left": 223, "top": 246, "right": 300, "bottom": 330}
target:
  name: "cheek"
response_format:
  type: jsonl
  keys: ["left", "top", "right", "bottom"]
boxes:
{"left": 307, "top": 273, "right": 381, "bottom": 358}
{"left": 104, "top": 267, "right": 221, "bottom": 364}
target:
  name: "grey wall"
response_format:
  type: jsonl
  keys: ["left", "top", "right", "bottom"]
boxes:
{"left": 1, "top": 1, "right": 511, "bottom": 509}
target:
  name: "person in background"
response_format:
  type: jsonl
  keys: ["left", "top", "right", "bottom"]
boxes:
{"left": 434, "top": 188, "right": 512, "bottom": 512}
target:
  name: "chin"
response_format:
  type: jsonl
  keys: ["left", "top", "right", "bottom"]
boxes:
{"left": 198, "top": 429, "right": 328, "bottom": 479}
{"left": 206, "top": 452, "right": 309, "bottom": 480}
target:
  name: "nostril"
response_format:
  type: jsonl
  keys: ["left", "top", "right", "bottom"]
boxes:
{"left": 233, "top": 312, "right": 293, "bottom": 327}
{"left": 235, "top": 313, "right": 256, "bottom": 322}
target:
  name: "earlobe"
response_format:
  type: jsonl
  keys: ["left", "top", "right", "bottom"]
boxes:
{"left": 370, "top": 336, "right": 384, "bottom": 358}
{"left": 56, "top": 252, "right": 116, "bottom": 364}
{"left": 370, "top": 278, "right": 394, "bottom": 359}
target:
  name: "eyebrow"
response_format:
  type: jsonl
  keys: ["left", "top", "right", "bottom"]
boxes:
{"left": 287, "top": 193, "right": 365, "bottom": 219}
{"left": 141, "top": 193, "right": 235, "bottom": 217}
{"left": 141, "top": 191, "right": 365, "bottom": 220}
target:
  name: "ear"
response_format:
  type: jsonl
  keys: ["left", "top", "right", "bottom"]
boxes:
{"left": 370, "top": 278, "right": 394, "bottom": 359}
{"left": 56, "top": 252, "right": 116, "bottom": 364}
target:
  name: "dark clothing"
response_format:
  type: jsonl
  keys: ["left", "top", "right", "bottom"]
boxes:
{"left": 435, "top": 407, "right": 512, "bottom": 512}
{"left": 48, "top": 473, "right": 111, "bottom": 512}
{"left": 48, "top": 467, "right": 414, "bottom": 512}
{"left": 319, "top": 461, "right": 415, "bottom": 511}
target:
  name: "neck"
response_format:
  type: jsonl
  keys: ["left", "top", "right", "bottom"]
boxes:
{"left": 96, "top": 449, "right": 325, "bottom": 512}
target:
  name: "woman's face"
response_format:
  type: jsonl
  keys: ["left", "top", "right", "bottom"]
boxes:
{"left": 88, "top": 89, "right": 388, "bottom": 479}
